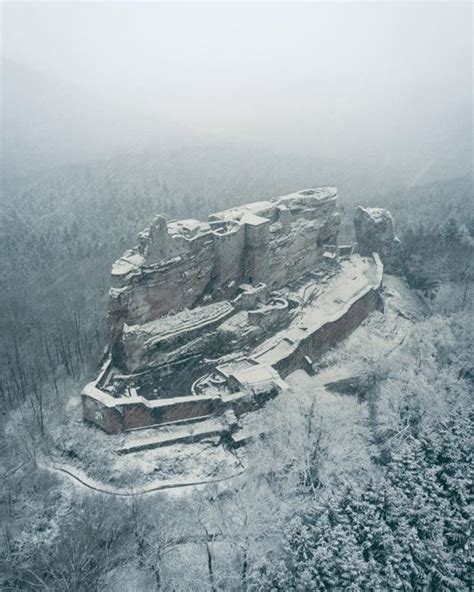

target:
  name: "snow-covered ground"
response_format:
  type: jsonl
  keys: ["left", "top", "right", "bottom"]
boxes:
{"left": 47, "top": 275, "right": 426, "bottom": 494}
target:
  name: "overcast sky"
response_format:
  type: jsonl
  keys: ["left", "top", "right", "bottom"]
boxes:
{"left": 2, "top": 1, "right": 472, "bottom": 166}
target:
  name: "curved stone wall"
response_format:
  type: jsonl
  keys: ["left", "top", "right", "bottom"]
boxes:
{"left": 82, "top": 255, "right": 384, "bottom": 434}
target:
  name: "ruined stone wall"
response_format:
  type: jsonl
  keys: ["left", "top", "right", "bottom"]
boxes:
{"left": 82, "top": 382, "right": 277, "bottom": 434}
{"left": 108, "top": 188, "right": 340, "bottom": 366}
{"left": 109, "top": 237, "right": 215, "bottom": 348}
{"left": 273, "top": 287, "right": 383, "bottom": 378}
{"left": 212, "top": 222, "right": 246, "bottom": 293}
{"left": 82, "top": 255, "right": 384, "bottom": 434}
{"left": 266, "top": 198, "right": 340, "bottom": 289}
{"left": 82, "top": 392, "right": 220, "bottom": 434}
{"left": 80, "top": 187, "right": 402, "bottom": 435}
{"left": 82, "top": 280, "right": 382, "bottom": 434}
{"left": 121, "top": 302, "right": 234, "bottom": 372}
{"left": 243, "top": 217, "right": 271, "bottom": 285}
{"left": 247, "top": 298, "right": 289, "bottom": 332}
{"left": 82, "top": 392, "right": 124, "bottom": 435}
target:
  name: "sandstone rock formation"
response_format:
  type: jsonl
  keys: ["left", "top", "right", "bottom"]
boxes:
{"left": 354, "top": 206, "right": 401, "bottom": 273}
{"left": 108, "top": 187, "right": 340, "bottom": 367}
{"left": 81, "top": 187, "right": 397, "bottom": 435}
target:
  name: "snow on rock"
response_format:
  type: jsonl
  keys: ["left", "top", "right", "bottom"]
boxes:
{"left": 354, "top": 206, "right": 402, "bottom": 273}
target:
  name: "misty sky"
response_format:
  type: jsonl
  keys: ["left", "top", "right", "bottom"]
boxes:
{"left": 2, "top": 1, "right": 472, "bottom": 166}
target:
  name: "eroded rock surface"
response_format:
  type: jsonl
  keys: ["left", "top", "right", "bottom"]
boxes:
{"left": 354, "top": 206, "right": 401, "bottom": 273}
{"left": 81, "top": 187, "right": 400, "bottom": 434}
{"left": 109, "top": 187, "right": 340, "bottom": 362}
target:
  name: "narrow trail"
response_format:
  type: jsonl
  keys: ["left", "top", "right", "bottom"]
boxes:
{"left": 41, "top": 463, "right": 245, "bottom": 497}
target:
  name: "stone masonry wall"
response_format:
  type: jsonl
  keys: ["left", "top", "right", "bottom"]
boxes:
{"left": 108, "top": 188, "right": 340, "bottom": 364}
{"left": 273, "top": 287, "right": 383, "bottom": 378}
{"left": 82, "top": 260, "right": 383, "bottom": 434}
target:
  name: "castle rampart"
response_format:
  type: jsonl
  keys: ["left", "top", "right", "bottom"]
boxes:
{"left": 81, "top": 187, "right": 394, "bottom": 435}
{"left": 108, "top": 187, "right": 340, "bottom": 366}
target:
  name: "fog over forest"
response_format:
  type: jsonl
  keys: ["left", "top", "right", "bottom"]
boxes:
{"left": 2, "top": 2, "right": 472, "bottom": 182}
{"left": 1, "top": 2, "right": 473, "bottom": 591}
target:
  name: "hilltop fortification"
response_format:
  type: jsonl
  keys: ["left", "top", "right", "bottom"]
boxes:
{"left": 108, "top": 187, "right": 340, "bottom": 367}
{"left": 82, "top": 188, "right": 394, "bottom": 437}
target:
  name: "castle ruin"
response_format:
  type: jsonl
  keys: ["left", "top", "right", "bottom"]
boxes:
{"left": 82, "top": 188, "right": 399, "bottom": 438}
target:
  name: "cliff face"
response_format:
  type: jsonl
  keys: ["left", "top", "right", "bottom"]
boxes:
{"left": 107, "top": 187, "right": 340, "bottom": 365}
{"left": 81, "top": 187, "right": 402, "bottom": 434}
{"left": 354, "top": 206, "right": 402, "bottom": 273}
{"left": 83, "top": 255, "right": 384, "bottom": 433}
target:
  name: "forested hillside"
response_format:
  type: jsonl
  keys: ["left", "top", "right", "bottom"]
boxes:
{"left": 2, "top": 277, "right": 472, "bottom": 590}
{"left": 2, "top": 1, "right": 472, "bottom": 589}
{"left": 352, "top": 176, "right": 474, "bottom": 296}
{"left": 0, "top": 146, "right": 472, "bottom": 421}
{"left": 0, "top": 149, "right": 472, "bottom": 591}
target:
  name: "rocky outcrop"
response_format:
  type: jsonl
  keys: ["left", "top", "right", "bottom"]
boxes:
{"left": 82, "top": 254, "right": 384, "bottom": 434}
{"left": 121, "top": 301, "right": 235, "bottom": 373}
{"left": 80, "top": 187, "right": 397, "bottom": 435}
{"left": 354, "top": 206, "right": 401, "bottom": 273}
{"left": 108, "top": 188, "right": 340, "bottom": 366}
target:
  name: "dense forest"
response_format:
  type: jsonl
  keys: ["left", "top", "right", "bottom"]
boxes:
{"left": 1, "top": 152, "right": 472, "bottom": 424}
{"left": 1, "top": 149, "right": 472, "bottom": 589}
{"left": 2, "top": 1, "right": 472, "bottom": 588}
